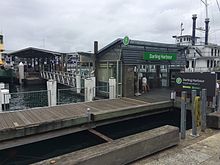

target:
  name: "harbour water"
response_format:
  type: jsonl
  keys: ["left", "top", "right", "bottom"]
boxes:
{"left": 6, "top": 83, "right": 84, "bottom": 111}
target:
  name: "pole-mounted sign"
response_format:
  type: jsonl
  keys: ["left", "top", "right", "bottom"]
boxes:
{"left": 174, "top": 72, "right": 216, "bottom": 97}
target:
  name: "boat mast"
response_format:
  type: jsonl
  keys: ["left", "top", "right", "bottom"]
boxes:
{"left": 201, "top": 0, "right": 209, "bottom": 19}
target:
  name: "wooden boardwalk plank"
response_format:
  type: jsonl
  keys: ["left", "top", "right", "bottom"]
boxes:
{"left": 0, "top": 94, "right": 170, "bottom": 132}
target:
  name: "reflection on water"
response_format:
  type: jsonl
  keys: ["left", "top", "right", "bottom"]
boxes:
{"left": 7, "top": 84, "right": 84, "bottom": 111}
{"left": 57, "top": 88, "right": 84, "bottom": 105}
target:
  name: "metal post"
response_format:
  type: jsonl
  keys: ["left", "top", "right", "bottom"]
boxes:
{"left": 135, "top": 65, "right": 141, "bottom": 96}
{"left": 191, "top": 90, "right": 197, "bottom": 136}
{"left": 116, "top": 60, "right": 119, "bottom": 97}
{"left": 0, "top": 90, "right": 2, "bottom": 112}
{"left": 87, "top": 108, "right": 92, "bottom": 122}
{"left": 181, "top": 91, "right": 187, "bottom": 139}
{"left": 212, "top": 96, "right": 216, "bottom": 110}
{"left": 217, "top": 91, "right": 220, "bottom": 111}
{"left": 201, "top": 89, "right": 207, "bottom": 132}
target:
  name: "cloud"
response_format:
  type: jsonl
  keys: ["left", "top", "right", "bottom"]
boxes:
{"left": 0, "top": 0, "right": 220, "bottom": 52}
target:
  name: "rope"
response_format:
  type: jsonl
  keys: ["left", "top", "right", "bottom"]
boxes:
{"left": 194, "top": 96, "right": 201, "bottom": 127}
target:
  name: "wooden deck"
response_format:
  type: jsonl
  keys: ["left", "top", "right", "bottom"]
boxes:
{"left": 0, "top": 98, "right": 148, "bottom": 131}
{"left": 0, "top": 89, "right": 173, "bottom": 149}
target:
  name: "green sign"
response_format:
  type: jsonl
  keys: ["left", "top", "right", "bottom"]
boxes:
{"left": 143, "top": 52, "right": 176, "bottom": 61}
{"left": 174, "top": 72, "right": 216, "bottom": 97}
{"left": 123, "top": 36, "right": 130, "bottom": 46}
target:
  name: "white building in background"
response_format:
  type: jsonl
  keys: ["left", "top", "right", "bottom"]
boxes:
{"left": 173, "top": 13, "right": 220, "bottom": 73}
{"left": 173, "top": 35, "right": 220, "bottom": 72}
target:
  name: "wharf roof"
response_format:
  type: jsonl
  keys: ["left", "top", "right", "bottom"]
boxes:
{"left": 8, "top": 47, "right": 63, "bottom": 58}
{"left": 7, "top": 47, "right": 94, "bottom": 59}
{"left": 97, "top": 38, "right": 188, "bottom": 65}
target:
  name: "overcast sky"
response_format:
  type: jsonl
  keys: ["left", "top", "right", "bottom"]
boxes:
{"left": 1, "top": 0, "right": 220, "bottom": 52}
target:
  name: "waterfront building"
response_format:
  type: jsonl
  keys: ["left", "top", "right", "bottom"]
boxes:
{"left": 8, "top": 47, "right": 93, "bottom": 84}
{"left": 173, "top": 35, "right": 220, "bottom": 73}
{"left": 95, "top": 38, "right": 187, "bottom": 97}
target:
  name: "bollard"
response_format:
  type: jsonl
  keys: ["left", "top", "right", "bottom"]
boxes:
{"left": 109, "top": 78, "right": 116, "bottom": 99}
{"left": 201, "top": 89, "right": 207, "bottom": 132}
{"left": 180, "top": 91, "right": 187, "bottom": 139}
{"left": 84, "top": 78, "right": 93, "bottom": 102}
{"left": 87, "top": 108, "right": 92, "bottom": 122}
{"left": 47, "top": 80, "right": 57, "bottom": 106}
{"left": 217, "top": 91, "right": 220, "bottom": 112}
{"left": 18, "top": 62, "right": 25, "bottom": 85}
{"left": 76, "top": 74, "right": 81, "bottom": 94}
{"left": 191, "top": 90, "right": 197, "bottom": 136}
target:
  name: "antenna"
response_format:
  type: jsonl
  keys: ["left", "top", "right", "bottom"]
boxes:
{"left": 216, "top": 0, "right": 220, "bottom": 11}
{"left": 201, "top": 0, "right": 209, "bottom": 18}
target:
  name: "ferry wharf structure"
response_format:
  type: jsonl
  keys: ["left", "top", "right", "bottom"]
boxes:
{"left": 0, "top": 87, "right": 216, "bottom": 162}
{"left": 0, "top": 95, "right": 173, "bottom": 150}
{"left": 0, "top": 89, "right": 182, "bottom": 164}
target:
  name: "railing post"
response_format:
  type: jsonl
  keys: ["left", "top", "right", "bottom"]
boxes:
{"left": 180, "top": 91, "right": 187, "bottom": 139}
{"left": 109, "top": 77, "right": 116, "bottom": 99}
{"left": 91, "top": 76, "right": 96, "bottom": 98}
{"left": 201, "top": 89, "right": 207, "bottom": 132}
{"left": 47, "top": 80, "right": 57, "bottom": 106}
{"left": 84, "top": 78, "right": 93, "bottom": 102}
{"left": 217, "top": 91, "right": 220, "bottom": 111}
{"left": 76, "top": 74, "right": 81, "bottom": 94}
{"left": 18, "top": 62, "right": 24, "bottom": 85}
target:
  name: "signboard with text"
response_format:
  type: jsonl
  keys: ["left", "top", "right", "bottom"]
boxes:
{"left": 174, "top": 72, "right": 216, "bottom": 97}
{"left": 143, "top": 52, "right": 176, "bottom": 61}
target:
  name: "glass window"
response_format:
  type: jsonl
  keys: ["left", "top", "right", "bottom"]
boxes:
{"left": 211, "top": 60, "right": 213, "bottom": 68}
{"left": 207, "top": 60, "right": 209, "bottom": 67}
{"left": 192, "top": 60, "right": 194, "bottom": 68}
{"left": 211, "top": 49, "right": 213, "bottom": 56}
{"left": 186, "top": 61, "right": 189, "bottom": 68}
{"left": 214, "top": 61, "right": 216, "bottom": 67}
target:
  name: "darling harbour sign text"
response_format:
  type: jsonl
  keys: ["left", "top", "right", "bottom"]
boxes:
{"left": 181, "top": 78, "right": 205, "bottom": 86}
{"left": 143, "top": 52, "right": 176, "bottom": 61}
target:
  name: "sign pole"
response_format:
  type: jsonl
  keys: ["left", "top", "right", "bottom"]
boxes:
{"left": 191, "top": 90, "right": 197, "bottom": 136}
{"left": 180, "top": 91, "right": 187, "bottom": 139}
{"left": 201, "top": 89, "right": 207, "bottom": 132}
